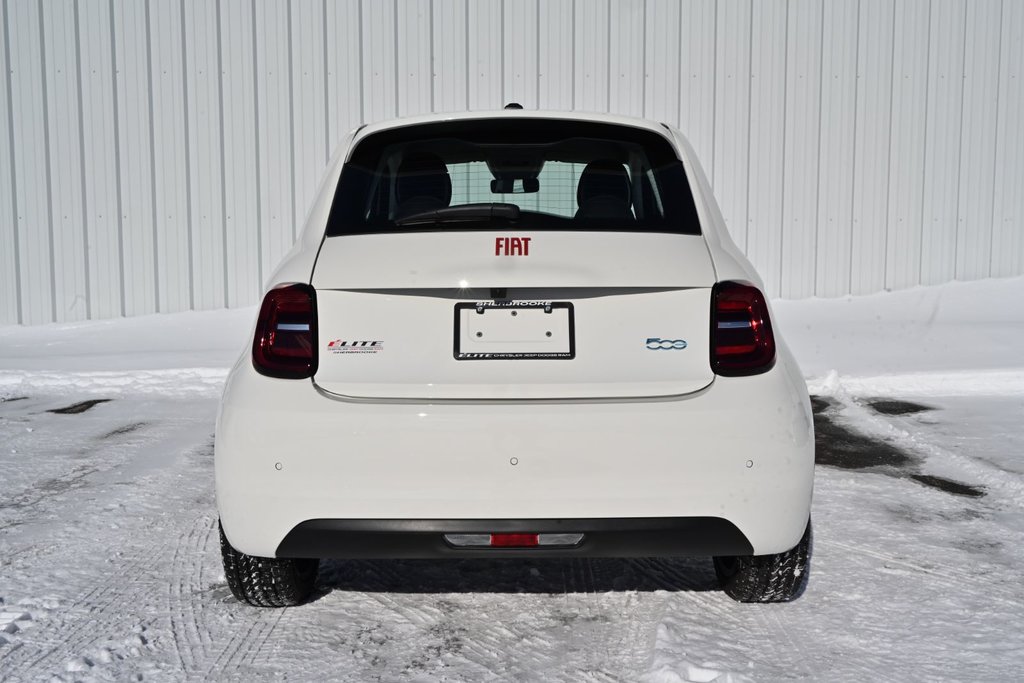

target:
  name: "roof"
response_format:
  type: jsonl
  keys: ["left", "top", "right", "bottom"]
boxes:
{"left": 347, "top": 109, "right": 679, "bottom": 156}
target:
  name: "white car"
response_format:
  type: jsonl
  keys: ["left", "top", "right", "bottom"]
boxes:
{"left": 215, "top": 108, "right": 815, "bottom": 607}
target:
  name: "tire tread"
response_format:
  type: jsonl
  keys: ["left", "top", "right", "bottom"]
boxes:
{"left": 220, "top": 522, "right": 318, "bottom": 607}
{"left": 713, "top": 521, "right": 812, "bottom": 603}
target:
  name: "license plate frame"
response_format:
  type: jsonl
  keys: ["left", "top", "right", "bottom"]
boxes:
{"left": 453, "top": 301, "right": 575, "bottom": 360}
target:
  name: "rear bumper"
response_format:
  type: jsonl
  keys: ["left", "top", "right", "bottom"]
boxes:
{"left": 216, "top": 343, "right": 814, "bottom": 558}
{"left": 276, "top": 517, "right": 754, "bottom": 559}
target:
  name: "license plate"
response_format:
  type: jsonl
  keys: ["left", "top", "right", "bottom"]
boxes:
{"left": 454, "top": 301, "right": 575, "bottom": 360}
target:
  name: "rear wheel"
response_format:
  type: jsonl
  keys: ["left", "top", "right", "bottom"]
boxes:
{"left": 713, "top": 520, "right": 811, "bottom": 603}
{"left": 219, "top": 521, "right": 318, "bottom": 607}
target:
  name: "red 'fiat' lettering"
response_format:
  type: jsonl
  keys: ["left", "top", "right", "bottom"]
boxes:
{"left": 495, "top": 236, "right": 531, "bottom": 256}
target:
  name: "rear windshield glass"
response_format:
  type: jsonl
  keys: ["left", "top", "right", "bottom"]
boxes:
{"left": 326, "top": 119, "right": 701, "bottom": 235}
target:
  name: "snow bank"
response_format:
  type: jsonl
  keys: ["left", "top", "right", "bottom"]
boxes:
{"left": 0, "top": 306, "right": 254, "bottom": 373}
{"left": 0, "top": 367, "right": 229, "bottom": 398}
{"left": 0, "top": 307, "right": 252, "bottom": 397}
{"left": 774, "top": 275, "right": 1024, "bottom": 396}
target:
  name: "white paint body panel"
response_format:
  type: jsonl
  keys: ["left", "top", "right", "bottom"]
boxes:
{"left": 215, "top": 111, "right": 814, "bottom": 558}
{"left": 311, "top": 231, "right": 716, "bottom": 290}
{"left": 314, "top": 287, "right": 714, "bottom": 400}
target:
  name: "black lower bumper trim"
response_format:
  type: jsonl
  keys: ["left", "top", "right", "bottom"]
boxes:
{"left": 275, "top": 517, "right": 753, "bottom": 559}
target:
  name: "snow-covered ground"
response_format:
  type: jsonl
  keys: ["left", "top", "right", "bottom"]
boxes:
{"left": 1, "top": 276, "right": 1022, "bottom": 681}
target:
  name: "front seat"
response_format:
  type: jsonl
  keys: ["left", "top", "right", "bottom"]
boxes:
{"left": 575, "top": 160, "right": 634, "bottom": 220}
{"left": 395, "top": 152, "right": 452, "bottom": 219}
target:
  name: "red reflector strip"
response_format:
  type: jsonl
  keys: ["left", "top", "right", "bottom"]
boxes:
{"left": 489, "top": 533, "right": 539, "bottom": 547}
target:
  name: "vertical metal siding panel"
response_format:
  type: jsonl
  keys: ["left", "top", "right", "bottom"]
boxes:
{"left": 221, "top": 0, "right": 259, "bottom": 307}
{"left": 608, "top": 0, "right": 643, "bottom": 117}
{"left": 8, "top": 0, "right": 1024, "bottom": 325}
{"left": 149, "top": 0, "right": 189, "bottom": 312}
{"left": 397, "top": 0, "right": 432, "bottom": 116}
{"left": 573, "top": 0, "right": 609, "bottom": 113}
{"left": 712, "top": 0, "right": 751, "bottom": 249}
{"left": 746, "top": 0, "right": 787, "bottom": 298}
{"left": 467, "top": 0, "right": 500, "bottom": 110}
{"left": 326, "top": 0, "right": 363, "bottom": 142}
{"left": 291, "top": 0, "right": 327, "bottom": 236}
{"left": 42, "top": 0, "right": 88, "bottom": 322}
{"left": 503, "top": 0, "right": 538, "bottom": 208}
{"left": 885, "top": 0, "right": 929, "bottom": 290}
{"left": 814, "top": 0, "right": 858, "bottom": 297}
{"left": 431, "top": 0, "right": 467, "bottom": 113}
{"left": 956, "top": 0, "right": 1001, "bottom": 281}
{"left": 780, "top": 0, "right": 823, "bottom": 299}
{"left": 537, "top": 0, "right": 572, "bottom": 110}
{"left": 643, "top": 0, "right": 680, "bottom": 124}
{"left": 992, "top": 0, "right": 1024, "bottom": 277}
{"left": 112, "top": 0, "right": 156, "bottom": 317}
{"left": 503, "top": 0, "right": 538, "bottom": 108}
{"left": 362, "top": 0, "right": 397, "bottom": 120}
{"left": 920, "top": 0, "right": 966, "bottom": 286}
{"left": 183, "top": 0, "right": 225, "bottom": 311}
{"left": 0, "top": 0, "right": 19, "bottom": 323}
{"left": 79, "top": 1, "right": 123, "bottom": 320}
{"left": 254, "top": 0, "right": 292, "bottom": 281}
{"left": 8, "top": 0, "right": 54, "bottom": 324}
{"left": 850, "top": 0, "right": 894, "bottom": 295}
{"left": 677, "top": 0, "right": 715, "bottom": 175}
{"left": 440, "top": 0, "right": 471, "bottom": 200}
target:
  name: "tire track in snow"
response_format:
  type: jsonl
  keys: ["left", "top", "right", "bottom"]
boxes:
{"left": 756, "top": 606, "right": 816, "bottom": 679}
{"left": 0, "top": 537, "right": 163, "bottom": 677}
{"left": 449, "top": 561, "right": 589, "bottom": 680}
{"left": 1, "top": 416, "right": 217, "bottom": 679}
{"left": 823, "top": 539, "right": 1023, "bottom": 610}
{"left": 167, "top": 514, "right": 217, "bottom": 671}
{"left": 319, "top": 560, "right": 493, "bottom": 675}
{"left": 223, "top": 609, "right": 285, "bottom": 674}
{"left": 360, "top": 591, "right": 493, "bottom": 675}
{"left": 625, "top": 557, "right": 710, "bottom": 593}
{"left": 624, "top": 555, "right": 745, "bottom": 639}
{"left": 625, "top": 558, "right": 765, "bottom": 680}
{"left": 325, "top": 559, "right": 553, "bottom": 679}
{"left": 326, "top": 561, "right": 642, "bottom": 681}
{"left": 203, "top": 606, "right": 284, "bottom": 678}
{"left": 553, "top": 559, "right": 662, "bottom": 681}
{"left": 311, "top": 559, "right": 719, "bottom": 681}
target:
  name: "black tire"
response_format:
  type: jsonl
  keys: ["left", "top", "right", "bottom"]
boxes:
{"left": 713, "top": 520, "right": 812, "bottom": 603}
{"left": 219, "top": 521, "right": 318, "bottom": 607}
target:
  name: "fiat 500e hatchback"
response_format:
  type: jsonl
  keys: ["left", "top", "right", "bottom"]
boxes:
{"left": 215, "top": 109, "right": 815, "bottom": 607}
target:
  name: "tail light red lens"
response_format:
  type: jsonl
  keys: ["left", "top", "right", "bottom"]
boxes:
{"left": 489, "top": 533, "right": 540, "bottom": 547}
{"left": 711, "top": 281, "right": 776, "bottom": 376}
{"left": 252, "top": 283, "right": 317, "bottom": 379}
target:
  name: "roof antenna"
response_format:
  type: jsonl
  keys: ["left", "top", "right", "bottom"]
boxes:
{"left": 504, "top": 102, "right": 524, "bottom": 110}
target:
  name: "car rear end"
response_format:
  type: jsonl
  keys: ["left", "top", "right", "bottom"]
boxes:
{"left": 215, "top": 114, "right": 813, "bottom": 575}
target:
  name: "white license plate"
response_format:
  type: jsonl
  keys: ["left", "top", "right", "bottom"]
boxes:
{"left": 454, "top": 301, "right": 575, "bottom": 360}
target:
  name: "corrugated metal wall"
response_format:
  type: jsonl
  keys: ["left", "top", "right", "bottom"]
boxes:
{"left": 1, "top": 0, "right": 1022, "bottom": 325}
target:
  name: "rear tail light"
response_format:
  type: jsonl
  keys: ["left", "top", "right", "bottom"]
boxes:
{"left": 711, "top": 281, "right": 776, "bottom": 376}
{"left": 252, "top": 283, "right": 317, "bottom": 379}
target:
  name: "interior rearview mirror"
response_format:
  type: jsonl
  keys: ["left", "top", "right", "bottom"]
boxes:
{"left": 490, "top": 178, "right": 540, "bottom": 194}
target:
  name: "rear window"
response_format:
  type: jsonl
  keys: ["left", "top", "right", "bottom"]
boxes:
{"left": 325, "top": 119, "right": 701, "bottom": 236}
